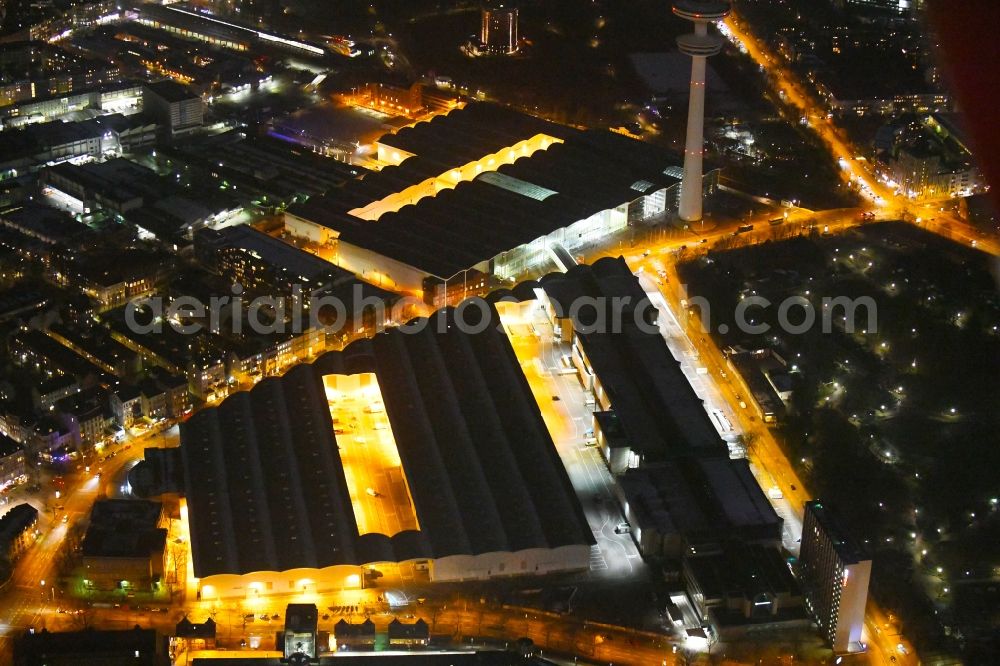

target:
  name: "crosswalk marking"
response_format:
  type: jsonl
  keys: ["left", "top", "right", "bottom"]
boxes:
{"left": 589, "top": 544, "right": 607, "bottom": 571}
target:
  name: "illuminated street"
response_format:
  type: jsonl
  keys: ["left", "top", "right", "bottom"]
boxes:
{"left": 1, "top": 0, "right": 997, "bottom": 663}
{"left": 721, "top": 10, "right": 999, "bottom": 258}
{"left": 614, "top": 250, "right": 917, "bottom": 666}
{"left": 0, "top": 425, "right": 174, "bottom": 661}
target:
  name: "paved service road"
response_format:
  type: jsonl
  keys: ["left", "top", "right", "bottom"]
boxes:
{"left": 498, "top": 302, "right": 648, "bottom": 584}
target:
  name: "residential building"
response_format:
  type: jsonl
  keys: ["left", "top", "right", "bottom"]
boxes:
{"left": 54, "top": 249, "right": 165, "bottom": 311}
{"left": 333, "top": 619, "right": 375, "bottom": 651}
{"left": 133, "top": 373, "right": 192, "bottom": 422}
{"left": 878, "top": 116, "right": 986, "bottom": 200}
{"left": 480, "top": 2, "right": 519, "bottom": 55}
{"left": 32, "top": 374, "right": 79, "bottom": 410}
{"left": 56, "top": 387, "right": 113, "bottom": 449}
{"left": 0, "top": 435, "right": 27, "bottom": 492}
{"left": 30, "top": 416, "right": 79, "bottom": 460}
{"left": 387, "top": 618, "right": 429, "bottom": 647}
{"left": 0, "top": 503, "right": 38, "bottom": 563}
{"left": 139, "top": 378, "right": 168, "bottom": 422}
{"left": 10, "top": 329, "right": 112, "bottom": 386}
{"left": 194, "top": 225, "right": 354, "bottom": 299}
{"left": 110, "top": 384, "right": 143, "bottom": 429}
{"left": 798, "top": 500, "right": 872, "bottom": 653}
{"left": 46, "top": 323, "right": 143, "bottom": 379}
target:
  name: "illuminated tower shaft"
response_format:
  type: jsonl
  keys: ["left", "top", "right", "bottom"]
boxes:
{"left": 674, "top": 0, "right": 730, "bottom": 223}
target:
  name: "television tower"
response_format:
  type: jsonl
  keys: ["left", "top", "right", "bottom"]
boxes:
{"left": 674, "top": 0, "right": 731, "bottom": 222}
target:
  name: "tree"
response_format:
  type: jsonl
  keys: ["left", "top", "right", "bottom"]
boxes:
{"left": 673, "top": 646, "right": 698, "bottom": 666}
{"left": 739, "top": 431, "right": 760, "bottom": 458}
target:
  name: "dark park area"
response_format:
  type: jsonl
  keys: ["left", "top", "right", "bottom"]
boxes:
{"left": 679, "top": 222, "right": 1000, "bottom": 658}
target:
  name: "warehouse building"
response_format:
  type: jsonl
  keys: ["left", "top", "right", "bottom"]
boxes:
{"left": 516, "top": 261, "right": 781, "bottom": 553}
{"left": 285, "top": 103, "right": 715, "bottom": 301}
{"left": 682, "top": 541, "right": 808, "bottom": 638}
{"left": 0, "top": 82, "right": 142, "bottom": 130}
{"left": 133, "top": 3, "right": 326, "bottom": 57}
{"left": 534, "top": 257, "right": 730, "bottom": 469}
{"left": 614, "top": 459, "right": 783, "bottom": 558}
{"left": 179, "top": 301, "right": 593, "bottom": 599}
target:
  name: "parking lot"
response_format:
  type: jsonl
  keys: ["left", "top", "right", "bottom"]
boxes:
{"left": 323, "top": 373, "right": 420, "bottom": 537}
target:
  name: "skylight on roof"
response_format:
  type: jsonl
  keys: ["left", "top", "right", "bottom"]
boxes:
{"left": 630, "top": 179, "right": 656, "bottom": 192}
{"left": 479, "top": 171, "right": 558, "bottom": 201}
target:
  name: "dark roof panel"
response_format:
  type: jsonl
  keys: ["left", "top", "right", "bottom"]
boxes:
{"left": 180, "top": 301, "right": 592, "bottom": 577}
{"left": 285, "top": 103, "right": 686, "bottom": 279}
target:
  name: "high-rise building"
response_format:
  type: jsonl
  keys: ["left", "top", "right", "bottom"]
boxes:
{"left": 798, "top": 500, "right": 872, "bottom": 653}
{"left": 480, "top": 2, "right": 519, "bottom": 55}
{"left": 673, "top": 0, "right": 730, "bottom": 222}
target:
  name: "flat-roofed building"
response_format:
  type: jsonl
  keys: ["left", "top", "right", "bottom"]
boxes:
{"left": 81, "top": 499, "right": 168, "bottom": 592}
{"left": 42, "top": 158, "right": 160, "bottom": 216}
{"left": 179, "top": 301, "right": 593, "bottom": 599}
{"left": 480, "top": 2, "right": 519, "bottom": 55}
{"left": 188, "top": 651, "right": 549, "bottom": 664}
{"left": 134, "top": 3, "right": 252, "bottom": 52}
{"left": 143, "top": 80, "right": 203, "bottom": 137}
{"left": 536, "top": 257, "right": 729, "bottom": 469}
{"left": 683, "top": 541, "right": 808, "bottom": 638}
{"left": 133, "top": 3, "right": 326, "bottom": 56}
{"left": 495, "top": 258, "right": 786, "bottom": 631}
{"left": 799, "top": 500, "right": 871, "bottom": 653}
{"left": 615, "top": 458, "right": 783, "bottom": 558}
{"left": 0, "top": 83, "right": 142, "bottom": 130}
